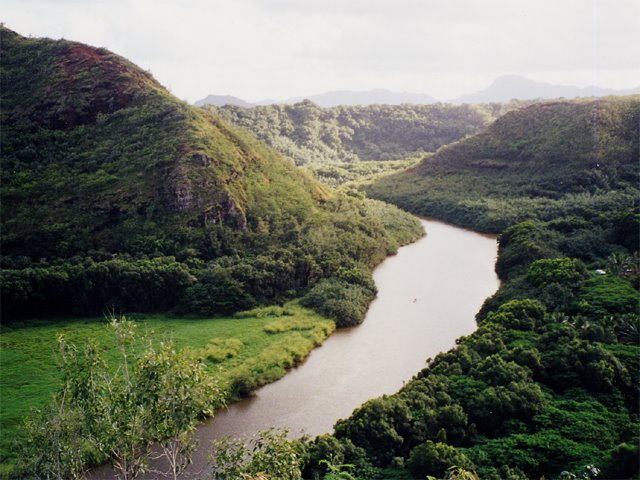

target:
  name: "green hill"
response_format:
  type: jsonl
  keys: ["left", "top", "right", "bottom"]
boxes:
{"left": 0, "top": 27, "right": 422, "bottom": 320}
{"left": 366, "top": 97, "right": 640, "bottom": 232}
{"left": 205, "top": 101, "right": 538, "bottom": 188}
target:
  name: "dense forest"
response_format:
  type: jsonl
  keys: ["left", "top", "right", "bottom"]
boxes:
{"left": 366, "top": 97, "right": 640, "bottom": 232}
{"left": 0, "top": 27, "right": 422, "bottom": 325}
{"left": 304, "top": 216, "right": 639, "bottom": 479}
{"left": 205, "top": 101, "right": 534, "bottom": 167}
{"left": 298, "top": 97, "right": 639, "bottom": 479}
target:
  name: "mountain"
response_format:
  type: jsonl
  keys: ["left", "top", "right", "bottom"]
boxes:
{"left": 450, "top": 74, "right": 640, "bottom": 104}
{"left": 282, "top": 89, "right": 435, "bottom": 107}
{"left": 193, "top": 94, "right": 254, "bottom": 107}
{"left": 367, "top": 96, "right": 640, "bottom": 232}
{"left": 195, "top": 79, "right": 640, "bottom": 108}
{"left": 195, "top": 88, "right": 435, "bottom": 108}
{"left": 0, "top": 27, "right": 422, "bottom": 320}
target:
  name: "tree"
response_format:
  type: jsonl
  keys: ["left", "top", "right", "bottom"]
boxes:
{"left": 94, "top": 316, "right": 150, "bottom": 480}
{"left": 137, "top": 341, "right": 221, "bottom": 480}
{"left": 208, "top": 429, "right": 304, "bottom": 480}
{"left": 22, "top": 315, "right": 221, "bottom": 480}
{"left": 406, "top": 441, "right": 472, "bottom": 478}
{"left": 22, "top": 394, "right": 89, "bottom": 480}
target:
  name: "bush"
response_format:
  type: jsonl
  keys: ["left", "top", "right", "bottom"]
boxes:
{"left": 334, "top": 396, "right": 412, "bottom": 466}
{"left": 406, "top": 441, "right": 472, "bottom": 478}
{"left": 197, "top": 338, "right": 244, "bottom": 362}
{"left": 578, "top": 275, "right": 639, "bottom": 318}
{"left": 1, "top": 257, "right": 195, "bottom": 319}
{"left": 263, "top": 317, "right": 317, "bottom": 334}
{"left": 301, "top": 278, "right": 375, "bottom": 327}
{"left": 527, "top": 258, "right": 588, "bottom": 287}
{"left": 234, "top": 305, "right": 293, "bottom": 319}
{"left": 183, "top": 269, "right": 255, "bottom": 316}
{"left": 482, "top": 299, "right": 546, "bottom": 331}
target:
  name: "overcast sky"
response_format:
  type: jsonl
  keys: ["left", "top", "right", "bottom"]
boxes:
{"left": 3, "top": 0, "right": 639, "bottom": 102}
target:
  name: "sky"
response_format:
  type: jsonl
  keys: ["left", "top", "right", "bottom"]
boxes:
{"left": 3, "top": 0, "right": 640, "bottom": 103}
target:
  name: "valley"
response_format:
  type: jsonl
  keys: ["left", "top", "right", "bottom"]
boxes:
{"left": 1, "top": 24, "right": 638, "bottom": 480}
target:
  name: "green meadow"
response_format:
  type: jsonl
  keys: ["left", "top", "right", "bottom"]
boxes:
{"left": 0, "top": 303, "right": 334, "bottom": 470}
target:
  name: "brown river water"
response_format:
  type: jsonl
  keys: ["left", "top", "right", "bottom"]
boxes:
{"left": 93, "top": 218, "right": 499, "bottom": 478}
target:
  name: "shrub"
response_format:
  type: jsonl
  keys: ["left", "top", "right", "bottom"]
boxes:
{"left": 198, "top": 338, "right": 244, "bottom": 362}
{"left": 183, "top": 269, "right": 255, "bottom": 316}
{"left": 527, "top": 258, "right": 588, "bottom": 287}
{"left": 482, "top": 299, "right": 546, "bottom": 331}
{"left": 406, "top": 441, "right": 472, "bottom": 478}
{"left": 234, "top": 305, "right": 293, "bottom": 319}
{"left": 578, "top": 275, "right": 639, "bottom": 318}
{"left": 301, "top": 278, "right": 375, "bottom": 327}
{"left": 264, "top": 317, "right": 317, "bottom": 334}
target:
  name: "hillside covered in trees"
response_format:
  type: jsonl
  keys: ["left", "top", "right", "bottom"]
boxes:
{"left": 205, "top": 101, "right": 533, "bottom": 167}
{"left": 0, "top": 27, "right": 422, "bottom": 323}
{"left": 300, "top": 97, "right": 640, "bottom": 479}
{"left": 367, "top": 97, "right": 640, "bottom": 233}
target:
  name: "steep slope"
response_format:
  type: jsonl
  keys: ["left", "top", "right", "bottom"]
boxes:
{"left": 450, "top": 74, "right": 640, "bottom": 104}
{"left": 1, "top": 27, "right": 273, "bottom": 258}
{"left": 367, "top": 97, "right": 640, "bottom": 232}
{"left": 0, "top": 27, "right": 422, "bottom": 319}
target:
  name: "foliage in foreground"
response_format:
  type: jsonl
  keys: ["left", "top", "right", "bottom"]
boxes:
{"left": 0, "top": 303, "right": 335, "bottom": 474}
{"left": 209, "top": 429, "right": 305, "bottom": 480}
{"left": 21, "top": 315, "right": 221, "bottom": 480}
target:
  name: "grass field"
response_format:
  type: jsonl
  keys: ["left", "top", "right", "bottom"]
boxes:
{"left": 0, "top": 303, "right": 335, "bottom": 471}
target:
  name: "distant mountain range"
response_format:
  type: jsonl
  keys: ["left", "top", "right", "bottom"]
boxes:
{"left": 284, "top": 89, "right": 436, "bottom": 107}
{"left": 194, "top": 94, "right": 255, "bottom": 108}
{"left": 195, "top": 76, "right": 640, "bottom": 107}
{"left": 195, "top": 89, "right": 435, "bottom": 108}
{"left": 449, "top": 75, "right": 640, "bottom": 104}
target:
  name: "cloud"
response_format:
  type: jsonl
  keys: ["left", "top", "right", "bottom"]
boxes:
{"left": 2, "top": 0, "right": 639, "bottom": 101}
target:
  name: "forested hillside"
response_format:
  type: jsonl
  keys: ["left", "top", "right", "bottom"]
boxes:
{"left": 205, "top": 101, "right": 532, "bottom": 167}
{"left": 302, "top": 97, "right": 640, "bottom": 479}
{"left": 367, "top": 97, "right": 640, "bottom": 232}
{"left": 0, "top": 27, "right": 422, "bottom": 322}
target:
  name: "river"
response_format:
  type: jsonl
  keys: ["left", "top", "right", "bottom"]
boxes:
{"left": 94, "top": 217, "right": 499, "bottom": 478}
{"left": 188, "top": 217, "right": 499, "bottom": 473}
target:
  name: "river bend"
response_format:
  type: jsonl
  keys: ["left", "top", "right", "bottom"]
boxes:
{"left": 191, "top": 218, "right": 499, "bottom": 471}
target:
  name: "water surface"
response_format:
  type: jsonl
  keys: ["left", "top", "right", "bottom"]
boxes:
{"left": 95, "top": 218, "right": 499, "bottom": 478}
{"left": 190, "top": 218, "right": 499, "bottom": 471}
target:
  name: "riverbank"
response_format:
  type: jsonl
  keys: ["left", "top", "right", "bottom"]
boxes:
{"left": 169, "top": 218, "right": 499, "bottom": 476}
{"left": 3, "top": 218, "right": 499, "bottom": 479}
{"left": 0, "top": 304, "right": 334, "bottom": 477}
